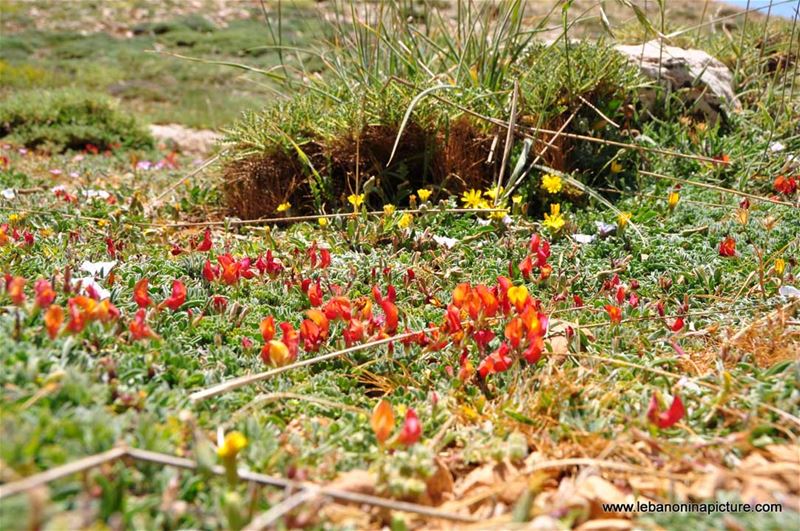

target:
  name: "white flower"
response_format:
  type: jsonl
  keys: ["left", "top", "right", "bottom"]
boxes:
{"left": 432, "top": 235, "right": 458, "bottom": 248}
{"left": 769, "top": 142, "right": 785, "bottom": 152}
{"left": 573, "top": 234, "right": 595, "bottom": 244}
{"left": 80, "top": 260, "right": 117, "bottom": 278}
{"left": 51, "top": 185, "right": 67, "bottom": 193}
{"left": 82, "top": 189, "right": 111, "bottom": 200}
{"left": 72, "top": 277, "right": 111, "bottom": 300}
{"left": 779, "top": 285, "right": 800, "bottom": 299}
{"left": 1, "top": 188, "right": 15, "bottom": 200}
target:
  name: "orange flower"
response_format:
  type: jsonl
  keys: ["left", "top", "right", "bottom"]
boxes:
{"left": 444, "top": 304, "right": 462, "bottom": 333}
{"left": 324, "top": 296, "right": 352, "bottom": 321}
{"left": 604, "top": 304, "right": 622, "bottom": 325}
{"left": 474, "top": 285, "right": 498, "bottom": 318}
{"left": 300, "top": 309, "right": 329, "bottom": 352}
{"left": 504, "top": 317, "right": 524, "bottom": 348}
{"left": 133, "top": 278, "right": 151, "bottom": 308}
{"left": 44, "top": 304, "right": 64, "bottom": 339}
{"left": 343, "top": 317, "right": 365, "bottom": 347}
{"left": 260, "top": 315, "right": 276, "bottom": 342}
{"left": 34, "top": 279, "right": 56, "bottom": 308}
{"left": 95, "top": 300, "right": 120, "bottom": 322}
{"left": 307, "top": 281, "right": 323, "bottom": 306}
{"left": 370, "top": 399, "right": 395, "bottom": 444}
{"left": 478, "top": 343, "right": 512, "bottom": 378}
{"left": 279, "top": 321, "right": 299, "bottom": 360}
{"left": 718, "top": 236, "right": 736, "bottom": 257}
{"left": 452, "top": 283, "right": 471, "bottom": 308}
{"left": 7, "top": 276, "right": 26, "bottom": 305}
{"left": 129, "top": 308, "right": 156, "bottom": 340}
{"left": 66, "top": 298, "right": 86, "bottom": 333}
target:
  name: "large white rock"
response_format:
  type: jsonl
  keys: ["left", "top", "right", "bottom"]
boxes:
{"left": 615, "top": 40, "right": 740, "bottom": 120}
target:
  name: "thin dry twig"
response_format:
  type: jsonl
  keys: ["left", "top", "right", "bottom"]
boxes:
{"left": 639, "top": 170, "right": 796, "bottom": 207}
{"left": 244, "top": 488, "right": 320, "bottom": 530}
{"left": 0, "top": 447, "right": 127, "bottom": 500}
{"left": 190, "top": 327, "right": 436, "bottom": 403}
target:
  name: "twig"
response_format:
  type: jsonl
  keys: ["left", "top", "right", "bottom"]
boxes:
{"left": 190, "top": 328, "right": 436, "bottom": 403}
{"left": 578, "top": 95, "right": 619, "bottom": 129}
{"left": 146, "top": 153, "right": 221, "bottom": 214}
{"left": 639, "top": 170, "right": 796, "bottom": 207}
{"left": 125, "top": 448, "right": 478, "bottom": 523}
{"left": 0, "top": 447, "right": 127, "bottom": 500}
{"left": 495, "top": 79, "right": 519, "bottom": 199}
{"left": 244, "top": 489, "right": 319, "bottom": 530}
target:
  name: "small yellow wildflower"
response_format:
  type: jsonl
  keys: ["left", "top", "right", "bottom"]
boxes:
{"left": 610, "top": 161, "right": 623, "bottom": 174}
{"left": 218, "top": 431, "right": 247, "bottom": 459}
{"left": 8, "top": 213, "right": 20, "bottom": 224}
{"left": 417, "top": 188, "right": 432, "bottom": 202}
{"left": 541, "top": 174, "right": 562, "bottom": 194}
{"left": 512, "top": 195, "right": 523, "bottom": 204}
{"left": 383, "top": 204, "right": 396, "bottom": 216}
{"left": 542, "top": 203, "right": 565, "bottom": 232}
{"left": 317, "top": 217, "right": 328, "bottom": 227}
{"left": 775, "top": 258, "right": 786, "bottom": 275}
{"left": 461, "top": 189, "right": 483, "bottom": 209}
{"left": 398, "top": 213, "right": 413, "bottom": 229}
{"left": 348, "top": 193, "right": 365, "bottom": 209}
{"left": 617, "top": 211, "right": 632, "bottom": 228}
{"left": 276, "top": 202, "right": 291, "bottom": 213}
{"left": 735, "top": 208, "right": 749, "bottom": 225}
{"left": 490, "top": 207, "right": 508, "bottom": 221}
{"left": 667, "top": 191, "right": 680, "bottom": 210}
{"left": 484, "top": 186, "right": 503, "bottom": 200}
{"left": 97, "top": 219, "right": 108, "bottom": 228}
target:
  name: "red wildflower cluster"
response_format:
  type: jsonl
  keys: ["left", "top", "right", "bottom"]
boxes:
{"left": 0, "top": 224, "right": 35, "bottom": 248}
{"left": 440, "top": 277, "right": 549, "bottom": 381}
{"left": 774, "top": 175, "right": 797, "bottom": 195}
{"left": 718, "top": 236, "right": 736, "bottom": 257}
{"left": 518, "top": 234, "right": 553, "bottom": 281}
{"left": 601, "top": 274, "right": 639, "bottom": 325}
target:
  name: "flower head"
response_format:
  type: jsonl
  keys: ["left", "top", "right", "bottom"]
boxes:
{"left": 370, "top": 399, "right": 395, "bottom": 444}
{"left": 541, "top": 174, "right": 562, "bottom": 194}
{"left": 542, "top": 203, "right": 565, "bottom": 232}
{"left": 348, "top": 193, "right": 365, "bottom": 210}
{"left": 218, "top": 431, "right": 248, "bottom": 459}
{"left": 718, "top": 236, "right": 736, "bottom": 257}
{"left": 417, "top": 188, "right": 432, "bottom": 202}
{"left": 276, "top": 201, "right": 291, "bottom": 213}
{"left": 317, "top": 217, "right": 328, "bottom": 227}
{"left": 398, "top": 213, "right": 413, "bottom": 229}
{"left": 617, "top": 212, "right": 632, "bottom": 228}
{"left": 383, "top": 204, "right": 396, "bottom": 216}
{"left": 667, "top": 191, "right": 680, "bottom": 210}
{"left": 461, "top": 189, "right": 483, "bottom": 208}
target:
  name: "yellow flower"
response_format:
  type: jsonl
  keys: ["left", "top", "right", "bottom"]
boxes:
{"left": 417, "top": 188, "right": 432, "bottom": 202}
{"left": 317, "top": 217, "right": 328, "bottom": 227}
{"left": 348, "top": 193, "right": 365, "bottom": 209}
{"left": 218, "top": 431, "right": 247, "bottom": 459}
{"left": 276, "top": 202, "right": 291, "bottom": 213}
{"left": 484, "top": 186, "right": 503, "bottom": 200}
{"left": 735, "top": 208, "right": 749, "bottom": 225}
{"left": 610, "top": 161, "right": 623, "bottom": 174}
{"left": 398, "top": 213, "right": 413, "bottom": 229}
{"left": 461, "top": 189, "right": 483, "bottom": 209}
{"left": 775, "top": 258, "right": 786, "bottom": 275}
{"left": 617, "top": 212, "right": 632, "bottom": 228}
{"left": 490, "top": 207, "right": 508, "bottom": 221}
{"left": 8, "top": 213, "right": 20, "bottom": 224}
{"left": 97, "top": 219, "right": 108, "bottom": 228}
{"left": 541, "top": 174, "right": 562, "bottom": 194}
{"left": 542, "top": 203, "right": 565, "bottom": 232}
{"left": 667, "top": 191, "right": 680, "bottom": 210}
{"left": 383, "top": 204, "right": 396, "bottom": 216}
{"left": 512, "top": 195, "right": 523, "bottom": 204}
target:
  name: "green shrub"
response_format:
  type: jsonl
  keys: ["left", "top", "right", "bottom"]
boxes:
{"left": 0, "top": 88, "right": 153, "bottom": 152}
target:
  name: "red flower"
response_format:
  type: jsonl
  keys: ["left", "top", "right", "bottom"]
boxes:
{"left": 195, "top": 228, "right": 213, "bottom": 252}
{"left": 615, "top": 285, "right": 626, "bottom": 305}
{"left": 218, "top": 254, "right": 241, "bottom": 285}
{"left": 718, "top": 236, "right": 736, "bottom": 257}
{"left": 211, "top": 295, "right": 228, "bottom": 312}
{"left": 518, "top": 255, "right": 533, "bottom": 280}
{"left": 444, "top": 304, "right": 462, "bottom": 334}
{"left": 319, "top": 248, "right": 331, "bottom": 268}
{"left": 671, "top": 316, "right": 684, "bottom": 332}
{"left": 343, "top": 318, "right": 365, "bottom": 347}
{"left": 279, "top": 321, "right": 300, "bottom": 361}
{"left": 34, "top": 278, "right": 56, "bottom": 308}
{"left": 380, "top": 300, "right": 399, "bottom": 334}
{"left": 604, "top": 304, "right": 622, "bottom": 325}
{"left": 133, "top": 278, "right": 151, "bottom": 308}
{"left": 323, "top": 297, "right": 351, "bottom": 321}
{"left": 299, "top": 309, "right": 329, "bottom": 352}
{"left": 647, "top": 393, "right": 685, "bottom": 429}
{"left": 202, "top": 260, "right": 219, "bottom": 282}
{"left": 129, "top": 308, "right": 156, "bottom": 340}
{"left": 504, "top": 317, "right": 524, "bottom": 348}
{"left": 523, "top": 334, "right": 544, "bottom": 364}
{"left": 478, "top": 343, "right": 513, "bottom": 378}
{"left": 397, "top": 408, "right": 422, "bottom": 445}
{"left": 307, "top": 281, "right": 323, "bottom": 306}
{"left": 163, "top": 280, "right": 186, "bottom": 311}
{"left": 774, "top": 175, "right": 797, "bottom": 195}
